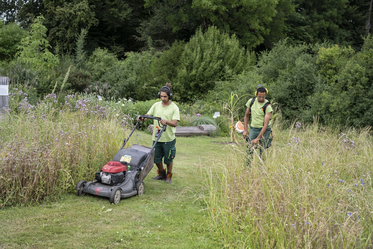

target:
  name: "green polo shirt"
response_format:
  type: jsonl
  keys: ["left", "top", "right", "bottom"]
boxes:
{"left": 147, "top": 101, "right": 180, "bottom": 142}
{"left": 246, "top": 98, "right": 273, "bottom": 128}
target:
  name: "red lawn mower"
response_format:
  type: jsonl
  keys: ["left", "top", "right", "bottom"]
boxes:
{"left": 76, "top": 115, "right": 166, "bottom": 204}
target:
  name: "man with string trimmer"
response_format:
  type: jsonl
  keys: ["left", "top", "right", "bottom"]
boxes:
{"left": 243, "top": 85, "right": 273, "bottom": 164}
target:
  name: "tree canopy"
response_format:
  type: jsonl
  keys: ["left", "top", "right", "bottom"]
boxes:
{"left": 1, "top": 0, "right": 373, "bottom": 127}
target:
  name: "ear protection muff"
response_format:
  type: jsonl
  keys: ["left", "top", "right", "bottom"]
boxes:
{"left": 255, "top": 84, "right": 268, "bottom": 96}
{"left": 158, "top": 86, "right": 173, "bottom": 100}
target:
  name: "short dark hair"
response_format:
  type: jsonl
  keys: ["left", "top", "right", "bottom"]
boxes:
{"left": 257, "top": 87, "right": 267, "bottom": 94}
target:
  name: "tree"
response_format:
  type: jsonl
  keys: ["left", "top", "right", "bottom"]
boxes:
{"left": 190, "top": 0, "right": 288, "bottom": 49}
{"left": 10, "top": 15, "right": 59, "bottom": 95}
{"left": 259, "top": 0, "right": 295, "bottom": 50}
{"left": 174, "top": 26, "right": 255, "bottom": 102}
{"left": 284, "top": 0, "right": 368, "bottom": 48}
{"left": 143, "top": 0, "right": 293, "bottom": 49}
{"left": 82, "top": 0, "right": 133, "bottom": 55}
{"left": 0, "top": 0, "right": 20, "bottom": 23}
{"left": 2, "top": 0, "right": 142, "bottom": 55}
{"left": 43, "top": 0, "right": 98, "bottom": 53}
{"left": 138, "top": 1, "right": 197, "bottom": 50}
{"left": 0, "top": 20, "right": 27, "bottom": 60}
{"left": 37, "top": 0, "right": 133, "bottom": 54}
{"left": 341, "top": 0, "right": 370, "bottom": 49}
{"left": 16, "top": 15, "right": 59, "bottom": 74}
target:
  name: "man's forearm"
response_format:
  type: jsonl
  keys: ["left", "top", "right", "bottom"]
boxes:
{"left": 257, "top": 123, "right": 268, "bottom": 139}
{"left": 244, "top": 115, "right": 249, "bottom": 133}
{"left": 164, "top": 119, "right": 178, "bottom": 127}
{"left": 257, "top": 113, "right": 272, "bottom": 139}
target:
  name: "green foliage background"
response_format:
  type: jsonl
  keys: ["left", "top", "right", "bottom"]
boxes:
{"left": 1, "top": 1, "right": 373, "bottom": 127}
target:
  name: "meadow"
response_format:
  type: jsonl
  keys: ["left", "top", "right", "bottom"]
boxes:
{"left": 1, "top": 92, "right": 373, "bottom": 248}
{"left": 206, "top": 122, "right": 373, "bottom": 248}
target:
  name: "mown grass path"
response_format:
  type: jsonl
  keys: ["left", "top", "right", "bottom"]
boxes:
{"left": 0, "top": 132, "right": 229, "bottom": 248}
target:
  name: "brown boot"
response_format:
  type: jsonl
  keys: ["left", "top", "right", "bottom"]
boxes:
{"left": 166, "top": 172, "right": 172, "bottom": 183}
{"left": 152, "top": 169, "right": 166, "bottom": 180}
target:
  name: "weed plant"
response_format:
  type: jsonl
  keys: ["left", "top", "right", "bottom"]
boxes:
{"left": 178, "top": 113, "right": 194, "bottom": 126}
{"left": 204, "top": 121, "right": 373, "bottom": 248}
{"left": 0, "top": 92, "right": 132, "bottom": 208}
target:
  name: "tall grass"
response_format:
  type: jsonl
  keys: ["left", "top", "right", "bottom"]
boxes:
{"left": 204, "top": 121, "right": 373, "bottom": 248}
{"left": 0, "top": 92, "right": 132, "bottom": 207}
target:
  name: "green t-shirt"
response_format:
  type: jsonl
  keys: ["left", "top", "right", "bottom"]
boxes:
{"left": 245, "top": 98, "right": 273, "bottom": 128}
{"left": 147, "top": 101, "right": 180, "bottom": 142}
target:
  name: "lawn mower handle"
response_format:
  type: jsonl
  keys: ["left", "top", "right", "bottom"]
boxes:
{"left": 139, "top": 115, "right": 161, "bottom": 121}
{"left": 120, "top": 115, "right": 167, "bottom": 149}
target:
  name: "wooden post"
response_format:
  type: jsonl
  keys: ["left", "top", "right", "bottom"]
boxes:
{"left": 0, "top": 77, "right": 9, "bottom": 112}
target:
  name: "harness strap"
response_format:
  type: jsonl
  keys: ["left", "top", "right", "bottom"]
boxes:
{"left": 249, "top": 97, "right": 271, "bottom": 126}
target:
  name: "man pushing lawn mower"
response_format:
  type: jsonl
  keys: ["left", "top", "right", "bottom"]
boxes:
{"left": 137, "top": 83, "right": 180, "bottom": 183}
{"left": 243, "top": 84, "right": 273, "bottom": 164}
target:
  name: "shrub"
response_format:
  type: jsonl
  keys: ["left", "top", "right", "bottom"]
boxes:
{"left": 256, "top": 40, "right": 323, "bottom": 122}
{"left": 150, "top": 40, "right": 185, "bottom": 87}
{"left": 113, "top": 51, "right": 159, "bottom": 101}
{"left": 174, "top": 26, "right": 255, "bottom": 102}
{"left": 0, "top": 21, "right": 27, "bottom": 60}
{"left": 86, "top": 50, "right": 160, "bottom": 101}
{"left": 178, "top": 113, "right": 194, "bottom": 127}
{"left": 126, "top": 99, "right": 159, "bottom": 129}
{"left": 87, "top": 48, "right": 118, "bottom": 81}
{"left": 309, "top": 39, "right": 373, "bottom": 127}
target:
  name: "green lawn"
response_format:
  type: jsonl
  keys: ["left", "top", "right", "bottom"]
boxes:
{"left": 0, "top": 132, "right": 228, "bottom": 249}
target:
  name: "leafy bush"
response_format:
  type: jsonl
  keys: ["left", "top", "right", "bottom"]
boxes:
{"left": 174, "top": 26, "right": 256, "bottom": 102}
{"left": 150, "top": 40, "right": 185, "bottom": 86}
{"left": 87, "top": 48, "right": 118, "bottom": 81}
{"left": 3, "top": 61, "right": 40, "bottom": 88}
{"left": 85, "top": 49, "right": 160, "bottom": 101}
{"left": 214, "top": 115, "right": 230, "bottom": 135}
{"left": 126, "top": 99, "right": 159, "bottom": 128}
{"left": 112, "top": 51, "right": 159, "bottom": 101}
{"left": 0, "top": 21, "right": 27, "bottom": 60}
{"left": 309, "top": 40, "right": 373, "bottom": 127}
{"left": 256, "top": 40, "right": 323, "bottom": 122}
{"left": 178, "top": 113, "right": 194, "bottom": 127}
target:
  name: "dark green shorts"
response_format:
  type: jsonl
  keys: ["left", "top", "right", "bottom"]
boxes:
{"left": 153, "top": 139, "right": 176, "bottom": 165}
{"left": 249, "top": 127, "right": 272, "bottom": 148}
